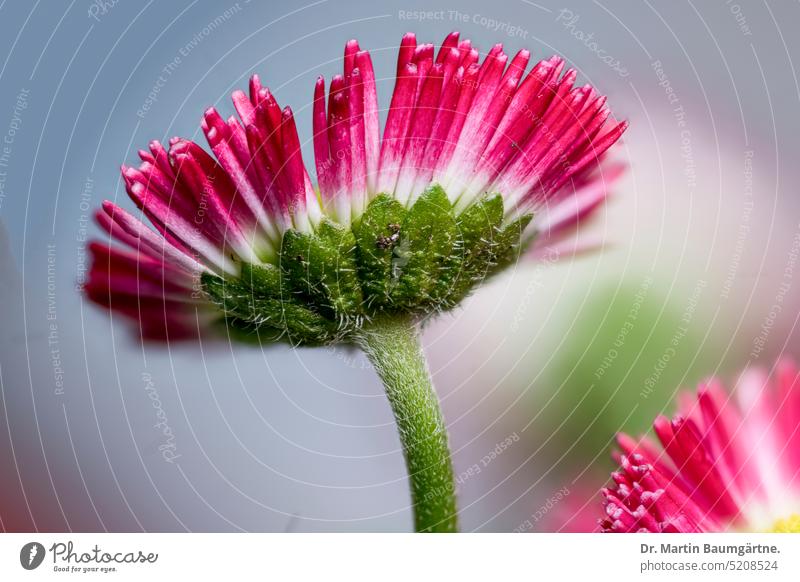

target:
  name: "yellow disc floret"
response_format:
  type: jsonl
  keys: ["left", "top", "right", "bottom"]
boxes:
{"left": 769, "top": 514, "right": 800, "bottom": 533}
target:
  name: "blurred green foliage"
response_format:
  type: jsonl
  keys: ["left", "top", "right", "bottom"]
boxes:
{"left": 530, "top": 273, "right": 723, "bottom": 471}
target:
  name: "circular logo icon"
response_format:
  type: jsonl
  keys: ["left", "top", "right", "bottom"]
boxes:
{"left": 19, "top": 542, "right": 46, "bottom": 570}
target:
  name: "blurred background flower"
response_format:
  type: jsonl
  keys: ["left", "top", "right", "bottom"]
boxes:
{"left": 601, "top": 359, "right": 800, "bottom": 533}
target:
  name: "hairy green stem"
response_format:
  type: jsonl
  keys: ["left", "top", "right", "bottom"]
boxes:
{"left": 354, "top": 315, "right": 458, "bottom": 532}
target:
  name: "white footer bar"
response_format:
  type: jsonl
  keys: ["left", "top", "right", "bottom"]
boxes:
{"left": 1, "top": 533, "right": 799, "bottom": 581}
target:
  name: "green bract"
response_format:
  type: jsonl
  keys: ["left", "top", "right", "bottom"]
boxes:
{"left": 202, "top": 185, "right": 533, "bottom": 345}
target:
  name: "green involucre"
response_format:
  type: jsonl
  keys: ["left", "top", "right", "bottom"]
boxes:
{"left": 202, "top": 185, "right": 533, "bottom": 345}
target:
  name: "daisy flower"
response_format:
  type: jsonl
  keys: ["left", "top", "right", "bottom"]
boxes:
{"left": 85, "top": 32, "right": 627, "bottom": 532}
{"left": 601, "top": 359, "right": 800, "bottom": 533}
{"left": 87, "top": 31, "right": 626, "bottom": 342}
